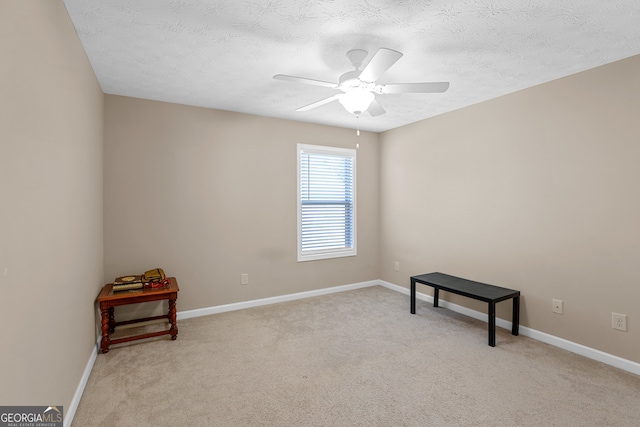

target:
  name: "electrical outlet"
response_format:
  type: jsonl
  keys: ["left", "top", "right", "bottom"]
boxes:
{"left": 552, "top": 299, "right": 563, "bottom": 314}
{"left": 241, "top": 273, "right": 249, "bottom": 285}
{"left": 612, "top": 313, "right": 627, "bottom": 331}
{"left": 394, "top": 261, "right": 400, "bottom": 272}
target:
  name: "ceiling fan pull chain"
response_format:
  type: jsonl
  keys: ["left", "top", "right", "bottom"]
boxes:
{"left": 356, "top": 115, "right": 360, "bottom": 137}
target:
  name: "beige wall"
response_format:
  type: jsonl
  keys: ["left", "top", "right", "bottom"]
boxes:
{"left": 380, "top": 55, "right": 640, "bottom": 363}
{"left": 0, "top": 0, "right": 104, "bottom": 411}
{"left": 103, "top": 96, "right": 380, "bottom": 315}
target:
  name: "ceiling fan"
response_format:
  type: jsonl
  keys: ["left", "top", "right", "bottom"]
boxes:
{"left": 273, "top": 48, "right": 449, "bottom": 117}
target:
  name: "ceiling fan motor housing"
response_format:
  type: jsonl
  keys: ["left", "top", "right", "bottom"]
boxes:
{"left": 339, "top": 70, "right": 364, "bottom": 92}
{"left": 338, "top": 70, "right": 382, "bottom": 93}
{"left": 339, "top": 49, "right": 377, "bottom": 93}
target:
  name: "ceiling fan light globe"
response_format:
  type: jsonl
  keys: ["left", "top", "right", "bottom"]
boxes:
{"left": 338, "top": 90, "right": 374, "bottom": 115}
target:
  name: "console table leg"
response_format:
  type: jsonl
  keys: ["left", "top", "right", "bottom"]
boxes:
{"left": 100, "top": 307, "right": 111, "bottom": 353}
{"left": 168, "top": 298, "right": 178, "bottom": 340}
{"left": 488, "top": 302, "right": 496, "bottom": 347}
{"left": 410, "top": 280, "right": 416, "bottom": 314}
{"left": 512, "top": 296, "right": 520, "bottom": 336}
{"left": 108, "top": 307, "right": 116, "bottom": 333}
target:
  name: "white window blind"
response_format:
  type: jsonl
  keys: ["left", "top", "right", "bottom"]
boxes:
{"left": 297, "top": 144, "right": 356, "bottom": 261}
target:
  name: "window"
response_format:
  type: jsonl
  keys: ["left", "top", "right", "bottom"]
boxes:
{"left": 297, "top": 144, "right": 356, "bottom": 261}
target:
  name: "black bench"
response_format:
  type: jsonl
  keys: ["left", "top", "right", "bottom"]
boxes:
{"left": 410, "top": 272, "right": 520, "bottom": 347}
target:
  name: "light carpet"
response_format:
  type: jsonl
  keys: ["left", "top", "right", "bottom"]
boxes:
{"left": 72, "top": 286, "right": 640, "bottom": 426}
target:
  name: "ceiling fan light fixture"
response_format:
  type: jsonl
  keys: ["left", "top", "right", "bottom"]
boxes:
{"left": 338, "top": 89, "right": 374, "bottom": 115}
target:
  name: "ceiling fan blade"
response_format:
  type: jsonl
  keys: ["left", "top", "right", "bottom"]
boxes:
{"left": 273, "top": 74, "right": 338, "bottom": 89}
{"left": 296, "top": 95, "right": 340, "bottom": 112}
{"left": 359, "top": 48, "right": 403, "bottom": 82}
{"left": 380, "top": 82, "right": 450, "bottom": 94}
{"left": 367, "top": 99, "right": 386, "bottom": 117}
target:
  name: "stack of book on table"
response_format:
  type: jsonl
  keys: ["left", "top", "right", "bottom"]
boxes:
{"left": 112, "top": 275, "right": 144, "bottom": 291}
{"left": 112, "top": 268, "right": 168, "bottom": 292}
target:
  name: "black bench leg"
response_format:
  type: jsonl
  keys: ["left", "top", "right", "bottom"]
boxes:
{"left": 512, "top": 296, "right": 520, "bottom": 336}
{"left": 410, "top": 279, "right": 416, "bottom": 314}
{"left": 488, "top": 302, "right": 496, "bottom": 347}
{"left": 433, "top": 287, "right": 439, "bottom": 308}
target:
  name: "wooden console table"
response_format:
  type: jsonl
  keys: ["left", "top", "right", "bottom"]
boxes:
{"left": 97, "top": 277, "right": 179, "bottom": 353}
{"left": 410, "top": 272, "right": 519, "bottom": 347}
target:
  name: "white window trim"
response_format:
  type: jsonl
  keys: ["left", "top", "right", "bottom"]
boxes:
{"left": 297, "top": 144, "right": 357, "bottom": 262}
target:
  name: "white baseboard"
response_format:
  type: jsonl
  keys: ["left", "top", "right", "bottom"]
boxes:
{"left": 72, "top": 277, "right": 638, "bottom": 421}
{"left": 64, "top": 336, "right": 101, "bottom": 427}
{"left": 377, "top": 279, "right": 640, "bottom": 376}
{"left": 177, "top": 280, "right": 379, "bottom": 320}
{"left": 517, "top": 327, "right": 640, "bottom": 375}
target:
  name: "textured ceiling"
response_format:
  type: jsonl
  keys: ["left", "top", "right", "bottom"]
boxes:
{"left": 63, "top": 0, "right": 640, "bottom": 132}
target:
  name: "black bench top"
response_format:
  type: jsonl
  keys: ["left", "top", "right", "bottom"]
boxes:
{"left": 411, "top": 272, "right": 519, "bottom": 303}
